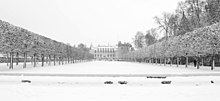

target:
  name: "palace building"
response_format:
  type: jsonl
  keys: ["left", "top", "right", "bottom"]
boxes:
{"left": 90, "top": 45, "right": 118, "bottom": 60}
{"left": 90, "top": 41, "right": 134, "bottom": 60}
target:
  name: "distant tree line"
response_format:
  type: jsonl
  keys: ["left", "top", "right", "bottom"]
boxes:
{"left": 0, "top": 20, "right": 93, "bottom": 69}
{"left": 126, "top": 0, "right": 220, "bottom": 70}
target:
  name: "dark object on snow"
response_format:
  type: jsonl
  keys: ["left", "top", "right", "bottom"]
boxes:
{"left": 118, "top": 81, "right": 128, "bottom": 85}
{"left": 21, "top": 80, "right": 31, "bottom": 83}
{"left": 194, "top": 60, "right": 197, "bottom": 67}
{"left": 211, "top": 81, "right": 214, "bottom": 84}
{"left": 104, "top": 81, "right": 113, "bottom": 84}
{"left": 147, "top": 76, "right": 166, "bottom": 79}
{"left": 161, "top": 81, "right": 171, "bottom": 84}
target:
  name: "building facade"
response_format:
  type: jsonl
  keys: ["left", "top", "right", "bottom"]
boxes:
{"left": 90, "top": 42, "right": 134, "bottom": 60}
{"left": 90, "top": 45, "right": 118, "bottom": 60}
{"left": 117, "top": 41, "right": 134, "bottom": 59}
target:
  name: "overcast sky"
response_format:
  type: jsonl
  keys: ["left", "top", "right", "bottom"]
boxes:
{"left": 0, "top": 0, "right": 183, "bottom": 47}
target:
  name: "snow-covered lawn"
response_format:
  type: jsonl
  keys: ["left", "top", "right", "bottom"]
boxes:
{"left": 1, "top": 61, "right": 220, "bottom": 74}
{"left": 1, "top": 82, "right": 220, "bottom": 101}
{"left": 0, "top": 61, "right": 220, "bottom": 101}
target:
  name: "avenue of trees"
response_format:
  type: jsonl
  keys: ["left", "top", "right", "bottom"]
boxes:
{"left": 127, "top": 0, "right": 220, "bottom": 70}
{"left": 0, "top": 20, "right": 93, "bottom": 69}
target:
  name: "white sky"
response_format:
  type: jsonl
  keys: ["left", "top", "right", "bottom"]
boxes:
{"left": 0, "top": 0, "right": 183, "bottom": 47}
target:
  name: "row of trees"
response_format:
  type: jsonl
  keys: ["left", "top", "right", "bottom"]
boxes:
{"left": 126, "top": 0, "right": 220, "bottom": 70}
{"left": 0, "top": 20, "right": 93, "bottom": 69}
{"left": 123, "top": 22, "right": 220, "bottom": 70}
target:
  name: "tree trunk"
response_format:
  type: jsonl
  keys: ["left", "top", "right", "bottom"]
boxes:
{"left": 160, "top": 58, "right": 162, "bottom": 66}
{"left": 34, "top": 54, "right": 37, "bottom": 67}
{"left": 6, "top": 52, "right": 9, "bottom": 66}
{"left": 49, "top": 55, "right": 51, "bottom": 66}
{"left": 31, "top": 56, "right": 33, "bottom": 65}
{"left": 197, "top": 57, "right": 200, "bottom": 69}
{"left": 211, "top": 54, "right": 215, "bottom": 70}
{"left": 177, "top": 57, "right": 179, "bottom": 67}
{"left": 212, "top": 58, "right": 215, "bottom": 70}
{"left": 16, "top": 52, "right": 19, "bottom": 65}
{"left": 41, "top": 54, "right": 44, "bottom": 67}
{"left": 46, "top": 56, "right": 48, "bottom": 64}
{"left": 170, "top": 57, "right": 172, "bottom": 66}
{"left": 73, "top": 57, "right": 75, "bottom": 63}
{"left": 59, "top": 57, "right": 61, "bottom": 65}
{"left": 164, "top": 58, "right": 166, "bottom": 66}
{"left": 185, "top": 55, "right": 188, "bottom": 68}
{"left": 9, "top": 52, "right": 14, "bottom": 69}
{"left": 23, "top": 52, "right": 27, "bottom": 68}
{"left": 201, "top": 57, "right": 204, "bottom": 67}
{"left": 54, "top": 55, "right": 56, "bottom": 66}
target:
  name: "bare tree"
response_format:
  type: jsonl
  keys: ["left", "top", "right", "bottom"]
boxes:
{"left": 145, "top": 28, "right": 158, "bottom": 46}
{"left": 154, "top": 13, "right": 171, "bottom": 40}
{"left": 133, "top": 31, "right": 145, "bottom": 49}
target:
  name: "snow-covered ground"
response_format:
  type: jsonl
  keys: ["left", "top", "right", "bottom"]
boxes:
{"left": 1, "top": 61, "right": 220, "bottom": 74}
{"left": 0, "top": 61, "right": 220, "bottom": 101}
